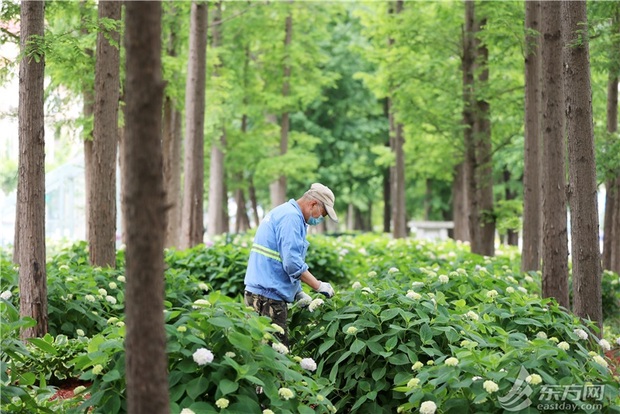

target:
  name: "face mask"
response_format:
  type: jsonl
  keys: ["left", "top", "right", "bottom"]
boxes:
{"left": 307, "top": 205, "right": 324, "bottom": 226}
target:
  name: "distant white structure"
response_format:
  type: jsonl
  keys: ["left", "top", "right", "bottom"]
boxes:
{"left": 409, "top": 220, "right": 454, "bottom": 240}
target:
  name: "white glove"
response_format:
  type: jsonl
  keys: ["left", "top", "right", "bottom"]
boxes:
{"left": 295, "top": 290, "right": 312, "bottom": 307}
{"left": 316, "top": 281, "right": 335, "bottom": 298}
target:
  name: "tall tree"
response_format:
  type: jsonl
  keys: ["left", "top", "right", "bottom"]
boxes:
{"left": 521, "top": 0, "right": 542, "bottom": 272}
{"left": 123, "top": 1, "right": 170, "bottom": 412}
{"left": 89, "top": 0, "right": 121, "bottom": 267}
{"left": 390, "top": 0, "right": 407, "bottom": 239}
{"left": 562, "top": 0, "right": 602, "bottom": 331}
{"left": 206, "top": 1, "right": 228, "bottom": 238}
{"left": 270, "top": 1, "right": 294, "bottom": 208}
{"left": 162, "top": 25, "right": 183, "bottom": 248}
{"left": 541, "top": 0, "right": 569, "bottom": 308}
{"left": 180, "top": 1, "right": 208, "bottom": 248}
{"left": 602, "top": 8, "right": 620, "bottom": 273}
{"left": 473, "top": 12, "right": 494, "bottom": 256}
{"left": 16, "top": 0, "right": 47, "bottom": 339}
{"left": 463, "top": 0, "right": 479, "bottom": 251}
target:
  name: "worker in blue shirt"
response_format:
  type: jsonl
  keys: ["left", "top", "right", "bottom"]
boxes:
{"left": 244, "top": 183, "right": 338, "bottom": 348}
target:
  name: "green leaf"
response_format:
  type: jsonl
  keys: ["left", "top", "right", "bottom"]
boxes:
{"left": 350, "top": 339, "right": 366, "bottom": 354}
{"left": 420, "top": 323, "right": 433, "bottom": 344}
{"left": 187, "top": 376, "right": 210, "bottom": 400}
{"left": 27, "top": 338, "right": 58, "bottom": 355}
{"left": 208, "top": 317, "right": 234, "bottom": 328}
{"left": 218, "top": 379, "right": 239, "bottom": 396}
{"left": 228, "top": 331, "right": 254, "bottom": 352}
{"left": 319, "top": 339, "right": 336, "bottom": 354}
{"left": 102, "top": 369, "right": 121, "bottom": 382}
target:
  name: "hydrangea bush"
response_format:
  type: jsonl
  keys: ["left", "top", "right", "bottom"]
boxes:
{"left": 1, "top": 235, "right": 619, "bottom": 413}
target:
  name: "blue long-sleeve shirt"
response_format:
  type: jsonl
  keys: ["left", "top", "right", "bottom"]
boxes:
{"left": 244, "top": 199, "right": 309, "bottom": 302}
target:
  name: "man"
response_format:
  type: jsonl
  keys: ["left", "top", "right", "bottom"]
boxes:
{"left": 244, "top": 183, "right": 338, "bottom": 347}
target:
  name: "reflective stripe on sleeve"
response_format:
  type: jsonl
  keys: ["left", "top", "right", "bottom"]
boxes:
{"left": 251, "top": 243, "right": 282, "bottom": 262}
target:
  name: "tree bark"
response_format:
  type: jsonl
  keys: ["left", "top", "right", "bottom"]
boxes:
{"left": 452, "top": 162, "right": 470, "bottom": 241}
{"left": 473, "top": 15, "right": 494, "bottom": 256}
{"left": 504, "top": 169, "right": 519, "bottom": 246}
{"left": 611, "top": 178, "right": 620, "bottom": 273}
{"left": 521, "top": 0, "right": 542, "bottom": 271}
{"left": 270, "top": 3, "right": 293, "bottom": 208}
{"left": 90, "top": 0, "right": 121, "bottom": 268}
{"left": 82, "top": 0, "right": 94, "bottom": 243}
{"left": 541, "top": 0, "right": 569, "bottom": 308}
{"left": 162, "top": 29, "right": 183, "bottom": 249}
{"left": 123, "top": 2, "right": 170, "bottom": 413}
{"left": 17, "top": 0, "right": 47, "bottom": 339}
{"left": 180, "top": 1, "right": 208, "bottom": 249}
{"left": 207, "top": 1, "right": 228, "bottom": 238}
{"left": 562, "top": 0, "right": 603, "bottom": 331}
{"left": 463, "top": 0, "right": 478, "bottom": 251}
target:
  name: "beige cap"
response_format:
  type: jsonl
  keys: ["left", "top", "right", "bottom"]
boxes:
{"left": 305, "top": 183, "right": 338, "bottom": 222}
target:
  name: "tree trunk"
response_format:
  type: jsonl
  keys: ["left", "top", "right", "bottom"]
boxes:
{"left": 463, "top": 0, "right": 478, "bottom": 251}
{"left": 452, "top": 163, "right": 470, "bottom": 241}
{"left": 271, "top": 4, "right": 293, "bottom": 208}
{"left": 90, "top": 0, "right": 121, "bottom": 268}
{"left": 248, "top": 177, "right": 260, "bottom": 226}
{"left": 17, "top": 0, "right": 47, "bottom": 339}
{"left": 603, "top": 9, "right": 619, "bottom": 272}
{"left": 123, "top": 2, "right": 170, "bottom": 413}
{"left": 162, "top": 29, "right": 183, "bottom": 249}
{"left": 180, "top": 1, "right": 208, "bottom": 249}
{"left": 473, "top": 15, "right": 494, "bottom": 256}
{"left": 612, "top": 178, "right": 620, "bottom": 273}
{"left": 207, "top": 1, "right": 227, "bottom": 238}
{"left": 562, "top": 0, "right": 603, "bottom": 331}
{"left": 541, "top": 0, "right": 569, "bottom": 308}
{"left": 521, "top": 0, "right": 542, "bottom": 271}
{"left": 382, "top": 99, "right": 391, "bottom": 234}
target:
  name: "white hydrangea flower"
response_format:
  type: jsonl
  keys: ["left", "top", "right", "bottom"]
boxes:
{"left": 573, "top": 329, "right": 588, "bottom": 340}
{"left": 388, "top": 267, "right": 399, "bottom": 274}
{"left": 506, "top": 286, "right": 515, "bottom": 294}
{"left": 177, "top": 326, "right": 187, "bottom": 332}
{"left": 85, "top": 295, "right": 96, "bottom": 302}
{"left": 117, "top": 275, "right": 126, "bottom": 282}
{"left": 92, "top": 364, "right": 104, "bottom": 375}
{"left": 486, "top": 290, "right": 498, "bottom": 298}
{"left": 278, "top": 387, "right": 294, "bottom": 400}
{"left": 225, "top": 352, "right": 236, "bottom": 358}
{"left": 465, "top": 311, "right": 479, "bottom": 321}
{"left": 271, "top": 323, "right": 285, "bottom": 335}
{"left": 108, "top": 282, "right": 117, "bottom": 290}
{"left": 0, "top": 290, "right": 12, "bottom": 300}
{"left": 192, "top": 348, "right": 214, "bottom": 365}
{"left": 192, "top": 299, "right": 211, "bottom": 309}
{"left": 352, "top": 281, "right": 362, "bottom": 289}
{"left": 105, "top": 295, "right": 117, "bottom": 305}
{"left": 107, "top": 317, "right": 119, "bottom": 324}
{"left": 557, "top": 341, "right": 570, "bottom": 351}
{"left": 262, "top": 410, "right": 274, "bottom": 414}
{"left": 472, "top": 376, "right": 482, "bottom": 381}
{"left": 524, "top": 276, "right": 534, "bottom": 283}
{"left": 444, "top": 357, "right": 459, "bottom": 366}
{"left": 599, "top": 339, "right": 611, "bottom": 352}
{"left": 411, "top": 281, "right": 425, "bottom": 289}
{"left": 518, "top": 287, "right": 527, "bottom": 293}
{"left": 407, "top": 377, "right": 420, "bottom": 388}
{"left": 59, "top": 264, "right": 70, "bottom": 271}
{"left": 592, "top": 355, "right": 608, "bottom": 368}
{"left": 438, "top": 275, "right": 449, "bottom": 284}
{"left": 457, "top": 268, "right": 467, "bottom": 275}
{"left": 98, "top": 288, "right": 108, "bottom": 296}
{"left": 308, "top": 298, "right": 324, "bottom": 312}
{"left": 300, "top": 358, "right": 317, "bottom": 371}
{"left": 198, "top": 282, "right": 209, "bottom": 291}
{"left": 215, "top": 398, "right": 229, "bottom": 409}
{"left": 419, "top": 400, "right": 437, "bottom": 414}
{"left": 616, "top": 337, "right": 620, "bottom": 346}
{"left": 549, "top": 337, "right": 559, "bottom": 343}
{"left": 346, "top": 326, "right": 358, "bottom": 335}
{"left": 406, "top": 290, "right": 421, "bottom": 300}
{"left": 272, "top": 342, "right": 289, "bottom": 355}
{"left": 536, "top": 332, "right": 548, "bottom": 339}
{"left": 483, "top": 380, "right": 499, "bottom": 393}
{"left": 180, "top": 409, "right": 196, "bottom": 414}
{"left": 76, "top": 329, "right": 85, "bottom": 337}
{"left": 526, "top": 374, "right": 542, "bottom": 385}
{"left": 116, "top": 321, "right": 125, "bottom": 327}
{"left": 368, "top": 271, "right": 377, "bottom": 277}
